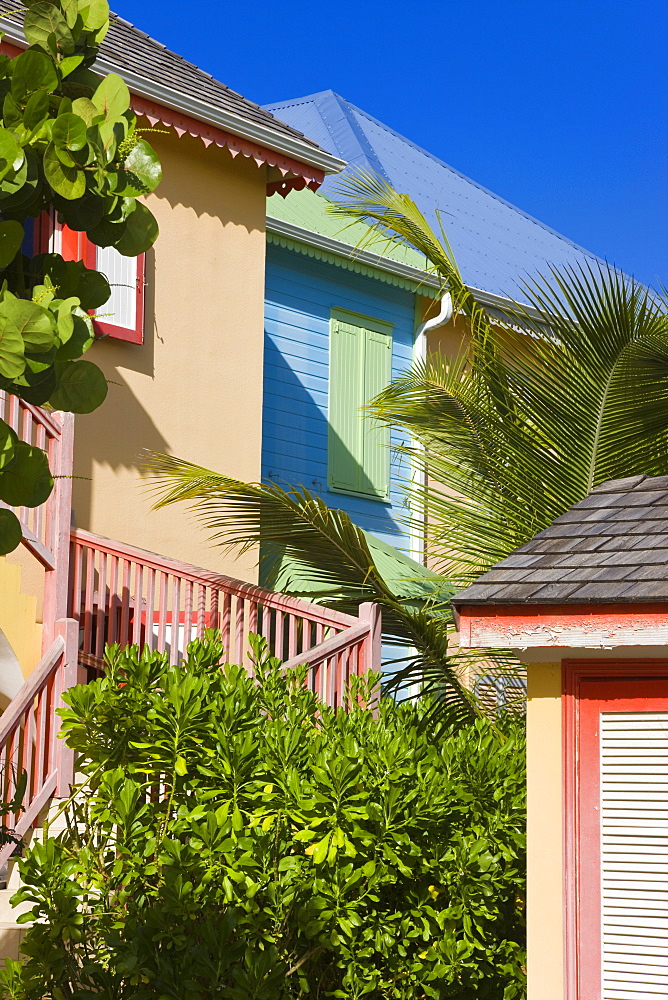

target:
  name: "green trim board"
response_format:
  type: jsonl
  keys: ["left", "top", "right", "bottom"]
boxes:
{"left": 267, "top": 188, "right": 440, "bottom": 296}
{"left": 328, "top": 309, "right": 392, "bottom": 501}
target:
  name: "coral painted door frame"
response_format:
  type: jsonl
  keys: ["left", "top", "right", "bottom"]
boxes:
{"left": 563, "top": 659, "right": 668, "bottom": 1000}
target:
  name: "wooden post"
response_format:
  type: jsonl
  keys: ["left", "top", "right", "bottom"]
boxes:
{"left": 42, "top": 411, "right": 75, "bottom": 651}
{"left": 54, "top": 617, "right": 81, "bottom": 797}
{"left": 359, "top": 602, "right": 382, "bottom": 674}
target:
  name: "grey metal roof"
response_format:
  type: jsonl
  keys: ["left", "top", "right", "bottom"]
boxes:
{"left": 453, "top": 475, "right": 668, "bottom": 606}
{"left": 264, "top": 91, "right": 608, "bottom": 302}
{"left": 0, "top": 3, "right": 323, "bottom": 154}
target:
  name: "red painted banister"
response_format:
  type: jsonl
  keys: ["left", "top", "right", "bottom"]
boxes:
{"left": 69, "top": 529, "right": 382, "bottom": 707}
{"left": 0, "top": 621, "right": 79, "bottom": 870}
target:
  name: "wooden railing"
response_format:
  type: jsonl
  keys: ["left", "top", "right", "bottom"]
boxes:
{"left": 0, "top": 621, "right": 78, "bottom": 870}
{"left": 0, "top": 393, "right": 74, "bottom": 647}
{"left": 69, "top": 529, "right": 381, "bottom": 709}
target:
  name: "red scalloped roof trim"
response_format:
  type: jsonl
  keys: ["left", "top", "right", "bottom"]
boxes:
{"left": 131, "top": 95, "right": 325, "bottom": 197}
{"left": 0, "top": 40, "right": 325, "bottom": 197}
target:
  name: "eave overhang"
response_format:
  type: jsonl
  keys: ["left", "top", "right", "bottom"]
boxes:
{"left": 0, "top": 28, "right": 346, "bottom": 196}
{"left": 455, "top": 601, "right": 668, "bottom": 658}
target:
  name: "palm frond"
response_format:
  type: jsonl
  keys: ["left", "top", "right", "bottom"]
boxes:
{"left": 143, "top": 453, "right": 504, "bottom": 719}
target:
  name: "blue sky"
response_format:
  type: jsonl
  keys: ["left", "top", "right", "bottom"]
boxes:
{"left": 125, "top": 0, "right": 666, "bottom": 288}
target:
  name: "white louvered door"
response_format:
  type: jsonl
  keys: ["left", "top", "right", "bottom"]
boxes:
{"left": 600, "top": 711, "right": 668, "bottom": 999}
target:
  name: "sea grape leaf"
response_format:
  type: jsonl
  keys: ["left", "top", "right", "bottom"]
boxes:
{"left": 0, "top": 221, "right": 24, "bottom": 268}
{"left": 24, "top": 2, "right": 75, "bottom": 54}
{"left": 11, "top": 50, "right": 59, "bottom": 105}
{"left": 116, "top": 139, "right": 162, "bottom": 196}
{"left": 0, "top": 127, "right": 24, "bottom": 182}
{"left": 92, "top": 73, "right": 130, "bottom": 120}
{"left": 0, "top": 308, "right": 25, "bottom": 378}
{"left": 23, "top": 90, "right": 49, "bottom": 130}
{"left": 0, "top": 298, "right": 54, "bottom": 352}
{"left": 57, "top": 313, "right": 94, "bottom": 359}
{"left": 79, "top": 0, "right": 109, "bottom": 30}
{"left": 0, "top": 420, "right": 17, "bottom": 472}
{"left": 72, "top": 97, "right": 99, "bottom": 126}
{"left": 52, "top": 112, "right": 88, "bottom": 150}
{"left": 0, "top": 441, "right": 54, "bottom": 507}
{"left": 114, "top": 202, "right": 159, "bottom": 255}
{"left": 44, "top": 142, "right": 86, "bottom": 199}
{"left": 0, "top": 508, "right": 23, "bottom": 555}
{"left": 50, "top": 359, "right": 107, "bottom": 412}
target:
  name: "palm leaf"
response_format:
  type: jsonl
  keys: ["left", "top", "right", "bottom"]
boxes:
{"left": 142, "top": 453, "right": 499, "bottom": 718}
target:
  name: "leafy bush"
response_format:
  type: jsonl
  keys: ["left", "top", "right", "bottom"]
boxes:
{"left": 2, "top": 635, "right": 526, "bottom": 999}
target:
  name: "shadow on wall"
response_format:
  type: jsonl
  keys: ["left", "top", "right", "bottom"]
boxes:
{"left": 0, "top": 631, "right": 25, "bottom": 711}
{"left": 71, "top": 246, "right": 169, "bottom": 528}
{"left": 262, "top": 342, "right": 408, "bottom": 543}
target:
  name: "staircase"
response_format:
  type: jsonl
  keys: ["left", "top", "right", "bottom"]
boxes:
{"left": 0, "top": 396, "right": 382, "bottom": 961}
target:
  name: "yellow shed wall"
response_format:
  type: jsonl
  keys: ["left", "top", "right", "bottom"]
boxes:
{"left": 72, "top": 131, "right": 268, "bottom": 582}
{"left": 526, "top": 661, "right": 563, "bottom": 1000}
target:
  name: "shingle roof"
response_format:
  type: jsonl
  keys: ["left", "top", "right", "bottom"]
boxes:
{"left": 0, "top": 3, "right": 325, "bottom": 156}
{"left": 264, "top": 90, "right": 607, "bottom": 302}
{"left": 453, "top": 475, "right": 668, "bottom": 606}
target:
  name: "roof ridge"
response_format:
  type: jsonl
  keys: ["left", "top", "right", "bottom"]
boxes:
{"left": 338, "top": 96, "right": 605, "bottom": 266}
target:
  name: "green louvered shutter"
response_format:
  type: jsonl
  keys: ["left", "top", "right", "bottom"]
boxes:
{"left": 361, "top": 326, "right": 392, "bottom": 498}
{"left": 328, "top": 312, "right": 392, "bottom": 500}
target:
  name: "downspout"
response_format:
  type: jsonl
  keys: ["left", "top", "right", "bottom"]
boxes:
{"left": 410, "top": 292, "right": 453, "bottom": 565}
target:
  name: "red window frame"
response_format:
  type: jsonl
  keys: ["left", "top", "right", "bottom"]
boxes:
{"left": 562, "top": 660, "right": 668, "bottom": 1000}
{"left": 34, "top": 213, "right": 145, "bottom": 344}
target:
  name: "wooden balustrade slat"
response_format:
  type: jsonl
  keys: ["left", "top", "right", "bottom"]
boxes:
{"left": 132, "top": 562, "right": 144, "bottom": 646}
{"left": 235, "top": 598, "right": 245, "bottom": 664}
{"left": 183, "top": 580, "right": 194, "bottom": 652}
{"left": 119, "top": 558, "right": 132, "bottom": 647}
{"left": 157, "top": 572, "right": 168, "bottom": 651}
{"left": 108, "top": 555, "right": 119, "bottom": 645}
{"left": 95, "top": 551, "right": 107, "bottom": 659}
{"left": 145, "top": 568, "right": 156, "bottom": 651}
{"left": 171, "top": 576, "right": 181, "bottom": 665}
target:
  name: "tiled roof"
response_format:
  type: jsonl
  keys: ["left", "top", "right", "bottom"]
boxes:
{"left": 0, "top": 3, "right": 323, "bottom": 153}
{"left": 264, "top": 90, "right": 607, "bottom": 302}
{"left": 453, "top": 475, "right": 668, "bottom": 606}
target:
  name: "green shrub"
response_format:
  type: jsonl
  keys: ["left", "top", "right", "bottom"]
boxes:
{"left": 2, "top": 634, "right": 526, "bottom": 999}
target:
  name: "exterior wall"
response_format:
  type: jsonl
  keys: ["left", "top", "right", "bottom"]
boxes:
{"left": 526, "top": 661, "right": 563, "bottom": 1000}
{"left": 72, "top": 131, "right": 268, "bottom": 582}
{"left": 263, "top": 244, "right": 415, "bottom": 550}
{"left": 0, "top": 555, "right": 42, "bottom": 706}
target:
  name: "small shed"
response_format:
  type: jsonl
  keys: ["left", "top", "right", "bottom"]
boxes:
{"left": 452, "top": 474, "right": 668, "bottom": 1000}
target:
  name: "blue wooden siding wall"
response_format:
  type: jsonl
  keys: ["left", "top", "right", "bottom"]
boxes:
{"left": 263, "top": 244, "right": 415, "bottom": 551}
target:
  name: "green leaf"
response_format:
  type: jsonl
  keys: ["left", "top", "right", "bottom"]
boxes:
{"left": 0, "top": 420, "right": 17, "bottom": 472}
{"left": 0, "top": 127, "right": 24, "bottom": 183}
{"left": 52, "top": 112, "right": 88, "bottom": 151}
{"left": 3, "top": 298, "right": 54, "bottom": 352}
{"left": 0, "top": 147, "right": 40, "bottom": 211}
{"left": 116, "top": 139, "right": 162, "bottom": 196}
{"left": 0, "top": 306, "right": 25, "bottom": 378}
{"left": 78, "top": 0, "right": 109, "bottom": 29}
{"left": 24, "top": 2, "right": 75, "bottom": 54}
{"left": 75, "top": 266, "right": 110, "bottom": 309}
{"left": 113, "top": 202, "right": 159, "bottom": 256}
{"left": 175, "top": 756, "right": 187, "bottom": 776}
{"left": 0, "top": 442, "right": 53, "bottom": 507}
{"left": 23, "top": 89, "right": 49, "bottom": 130}
{"left": 92, "top": 73, "right": 130, "bottom": 120}
{"left": 59, "top": 53, "right": 84, "bottom": 78}
{"left": 71, "top": 96, "right": 99, "bottom": 126}
{"left": 0, "top": 221, "right": 24, "bottom": 269}
{"left": 61, "top": 0, "right": 80, "bottom": 29}
{"left": 43, "top": 142, "right": 86, "bottom": 199}
{"left": 50, "top": 359, "right": 107, "bottom": 412}
{"left": 10, "top": 49, "right": 59, "bottom": 105}
{"left": 56, "top": 313, "right": 94, "bottom": 359}
{"left": 0, "top": 508, "right": 22, "bottom": 554}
